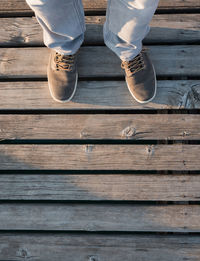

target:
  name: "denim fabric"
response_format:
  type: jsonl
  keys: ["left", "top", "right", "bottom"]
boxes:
{"left": 26, "top": 0, "right": 159, "bottom": 61}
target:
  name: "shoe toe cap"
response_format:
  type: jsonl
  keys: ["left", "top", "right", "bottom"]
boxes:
{"left": 126, "top": 74, "right": 156, "bottom": 103}
{"left": 48, "top": 70, "right": 78, "bottom": 103}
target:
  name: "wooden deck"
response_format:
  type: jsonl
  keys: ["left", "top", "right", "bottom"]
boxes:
{"left": 0, "top": 0, "right": 200, "bottom": 260}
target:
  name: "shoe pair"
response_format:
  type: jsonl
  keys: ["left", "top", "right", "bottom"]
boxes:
{"left": 47, "top": 48, "right": 157, "bottom": 103}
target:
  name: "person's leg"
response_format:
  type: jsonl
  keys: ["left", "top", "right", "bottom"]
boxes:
{"left": 103, "top": 0, "right": 159, "bottom": 104}
{"left": 25, "top": 0, "right": 86, "bottom": 103}
{"left": 103, "top": 0, "right": 159, "bottom": 61}
{"left": 26, "top": 0, "right": 86, "bottom": 55}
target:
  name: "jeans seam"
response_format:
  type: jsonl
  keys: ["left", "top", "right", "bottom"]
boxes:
{"left": 104, "top": 0, "right": 112, "bottom": 46}
{"left": 106, "top": 0, "right": 112, "bottom": 37}
{"left": 73, "top": 0, "right": 85, "bottom": 33}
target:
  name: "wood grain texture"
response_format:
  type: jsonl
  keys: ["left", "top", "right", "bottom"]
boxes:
{"left": 1, "top": 14, "right": 199, "bottom": 46}
{"left": 0, "top": 144, "right": 200, "bottom": 170}
{"left": 0, "top": 174, "right": 199, "bottom": 201}
{"left": 0, "top": 46, "right": 199, "bottom": 79}
{"left": 0, "top": 0, "right": 200, "bottom": 255}
{"left": 1, "top": 233, "right": 200, "bottom": 261}
{"left": 0, "top": 0, "right": 199, "bottom": 14}
{"left": 0, "top": 203, "right": 200, "bottom": 232}
{"left": 0, "top": 80, "right": 199, "bottom": 109}
{"left": 1, "top": 114, "right": 200, "bottom": 140}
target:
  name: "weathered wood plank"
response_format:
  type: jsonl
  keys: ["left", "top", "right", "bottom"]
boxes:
{"left": 0, "top": 144, "right": 199, "bottom": 170}
{"left": 1, "top": 233, "right": 200, "bottom": 261}
{"left": 1, "top": 203, "right": 200, "bottom": 232}
{"left": 0, "top": 0, "right": 199, "bottom": 14}
{"left": 0, "top": 46, "right": 199, "bottom": 78}
{"left": 1, "top": 14, "right": 199, "bottom": 46}
{"left": 0, "top": 80, "right": 199, "bottom": 109}
{"left": 1, "top": 114, "right": 200, "bottom": 140}
{"left": 0, "top": 174, "right": 199, "bottom": 201}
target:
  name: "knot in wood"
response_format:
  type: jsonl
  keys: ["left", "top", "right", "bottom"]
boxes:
{"left": 80, "top": 130, "right": 89, "bottom": 138}
{"left": 17, "top": 248, "right": 28, "bottom": 258}
{"left": 89, "top": 255, "right": 98, "bottom": 261}
{"left": 180, "top": 84, "right": 200, "bottom": 108}
{"left": 24, "top": 36, "right": 29, "bottom": 43}
{"left": 122, "top": 126, "right": 136, "bottom": 138}
{"left": 146, "top": 145, "right": 155, "bottom": 156}
{"left": 85, "top": 144, "right": 94, "bottom": 153}
{"left": 182, "top": 131, "right": 190, "bottom": 137}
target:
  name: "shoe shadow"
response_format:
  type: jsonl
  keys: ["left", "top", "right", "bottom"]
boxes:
{"left": 71, "top": 23, "right": 200, "bottom": 109}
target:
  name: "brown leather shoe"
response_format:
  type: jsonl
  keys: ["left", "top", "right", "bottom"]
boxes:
{"left": 47, "top": 50, "right": 78, "bottom": 103}
{"left": 121, "top": 48, "right": 157, "bottom": 104}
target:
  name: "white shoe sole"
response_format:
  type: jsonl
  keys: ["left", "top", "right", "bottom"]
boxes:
{"left": 126, "top": 64, "right": 157, "bottom": 104}
{"left": 48, "top": 73, "right": 78, "bottom": 103}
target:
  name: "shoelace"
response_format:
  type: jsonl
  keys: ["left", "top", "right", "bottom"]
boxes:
{"left": 121, "top": 49, "right": 146, "bottom": 75}
{"left": 54, "top": 52, "right": 75, "bottom": 71}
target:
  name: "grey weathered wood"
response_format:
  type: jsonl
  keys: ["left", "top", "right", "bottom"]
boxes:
{"left": 1, "top": 233, "right": 200, "bottom": 261}
{"left": 0, "top": 80, "right": 199, "bottom": 109}
{"left": 0, "top": 1, "right": 199, "bottom": 257}
{"left": 0, "top": 46, "right": 199, "bottom": 79}
{"left": 1, "top": 203, "right": 200, "bottom": 232}
{"left": 0, "top": 144, "right": 200, "bottom": 170}
{"left": 0, "top": 174, "right": 199, "bottom": 201}
{"left": 0, "top": 0, "right": 199, "bottom": 14}
{"left": 1, "top": 14, "right": 199, "bottom": 46}
{"left": 1, "top": 114, "right": 200, "bottom": 140}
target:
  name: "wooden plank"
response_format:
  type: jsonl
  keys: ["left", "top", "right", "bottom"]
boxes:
{"left": 0, "top": 80, "right": 199, "bottom": 109}
{"left": 0, "top": 174, "right": 199, "bottom": 201}
{"left": 0, "top": 144, "right": 200, "bottom": 170}
{"left": 83, "top": 0, "right": 200, "bottom": 10}
{"left": 0, "top": 0, "right": 199, "bottom": 15}
{"left": 0, "top": 46, "right": 199, "bottom": 79}
{"left": 1, "top": 233, "right": 200, "bottom": 261}
{"left": 1, "top": 203, "right": 200, "bottom": 232}
{"left": 1, "top": 114, "right": 200, "bottom": 140}
{"left": 1, "top": 14, "right": 199, "bottom": 46}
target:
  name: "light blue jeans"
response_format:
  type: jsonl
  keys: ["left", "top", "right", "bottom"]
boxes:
{"left": 26, "top": 0, "right": 159, "bottom": 61}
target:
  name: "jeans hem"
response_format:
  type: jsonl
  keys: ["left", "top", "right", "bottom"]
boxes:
{"left": 104, "top": 24, "right": 142, "bottom": 62}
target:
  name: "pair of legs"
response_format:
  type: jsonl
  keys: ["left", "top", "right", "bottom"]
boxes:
{"left": 26, "top": 0, "right": 160, "bottom": 103}
{"left": 26, "top": 0, "right": 159, "bottom": 61}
